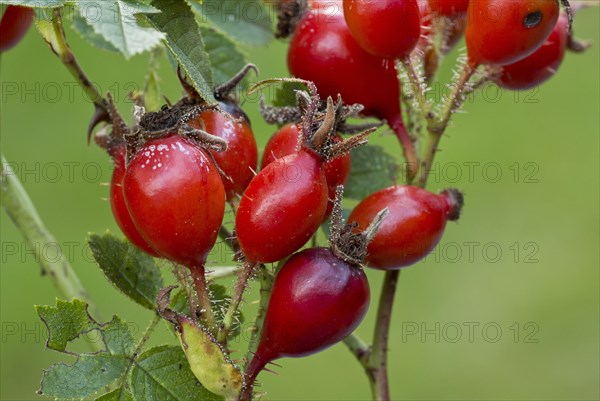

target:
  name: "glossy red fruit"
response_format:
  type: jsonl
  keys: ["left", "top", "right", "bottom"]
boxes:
{"left": 109, "top": 145, "right": 159, "bottom": 257}
{"left": 496, "top": 13, "right": 568, "bottom": 90}
{"left": 343, "top": 0, "right": 421, "bottom": 59}
{"left": 466, "top": 0, "right": 560, "bottom": 66}
{"left": 428, "top": 0, "right": 469, "bottom": 16}
{"left": 0, "top": 5, "right": 34, "bottom": 52}
{"left": 349, "top": 186, "right": 463, "bottom": 269}
{"left": 236, "top": 149, "right": 328, "bottom": 263}
{"left": 261, "top": 124, "right": 352, "bottom": 218}
{"left": 245, "top": 247, "right": 369, "bottom": 382}
{"left": 196, "top": 101, "right": 258, "bottom": 201}
{"left": 288, "top": 5, "right": 408, "bottom": 139}
{"left": 123, "top": 134, "right": 225, "bottom": 268}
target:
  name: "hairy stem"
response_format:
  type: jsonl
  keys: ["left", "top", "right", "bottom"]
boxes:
{"left": 218, "top": 261, "right": 257, "bottom": 344}
{"left": 1, "top": 154, "right": 102, "bottom": 352}
{"left": 419, "top": 63, "right": 476, "bottom": 187}
{"left": 190, "top": 265, "right": 217, "bottom": 330}
{"left": 398, "top": 57, "right": 433, "bottom": 126}
{"left": 245, "top": 265, "right": 273, "bottom": 368}
{"left": 431, "top": 62, "right": 476, "bottom": 135}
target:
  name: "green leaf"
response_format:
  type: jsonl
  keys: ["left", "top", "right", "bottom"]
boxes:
{"left": 190, "top": 0, "right": 272, "bottom": 46}
{"left": 0, "top": 0, "right": 66, "bottom": 7}
{"left": 200, "top": 24, "right": 247, "bottom": 86}
{"left": 75, "top": 0, "right": 165, "bottom": 58}
{"left": 96, "top": 388, "right": 134, "bottom": 401}
{"left": 41, "top": 354, "right": 130, "bottom": 400}
{"left": 71, "top": 12, "right": 119, "bottom": 53}
{"left": 130, "top": 345, "right": 223, "bottom": 401}
{"left": 344, "top": 145, "right": 399, "bottom": 200}
{"left": 36, "top": 298, "right": 98, "bottom": 352}
{"left": 37, "top": 300, "right": 135, "bottom": 400}
{"left": 146, "top": 0, "right": 215, "bottom": 103}
{"left": 89, "top": 232, "right": 164, "bottom": 310}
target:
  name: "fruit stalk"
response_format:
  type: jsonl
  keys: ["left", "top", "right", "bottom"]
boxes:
{"left": 387, "top": 114, "right": 418, "bottom": 183}
{"left": 342, "top": 333, "right": 370, "bottom": 368}
{"left": 398, "top": 57, "right": 433, "bottom": 126}
{"left": 190, "top": 265, "right": 218, "bottom": 329}
{"left": 368, "top": 270, "right": 400, "bottom": 400}
{"left": 0, "top": 154, "right": 103, "bottom": 351}
{"left": 245, "top": 265, "right": 273, "bottom": 366}
{"left": 418, "top": 62, "right": 476, "bottom": 187}
{"left": 218, "top": 261, "right": 258, "bottom": 343}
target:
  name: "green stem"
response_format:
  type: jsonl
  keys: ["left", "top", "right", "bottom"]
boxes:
{"left": 343, "top": 333, "right": 370, "bottom": 369}
{"left": 431, "top": 62, "right": 476, "bottom": 135}
{"left": 245, "top": 265, "right": 273, "bottom": 368}
{"left": 398, "top": 57, "right": 433, "bottom": 126}
{"left": 218, "top": 261, "right": 257, "bottom": 344}
{"left": 419, "top": 63, "right": 476, "bottom": 188}
{"left": 1, "top": 153, "right": 102, "bottom": 352}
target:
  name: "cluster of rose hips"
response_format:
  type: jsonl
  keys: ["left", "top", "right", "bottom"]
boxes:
{"left": 97, "top": 0, "right": 590, "bottom": 398}
{"left": 0, "top": 0, "right": 590, "bottom": 399}
{"left": 104, "top": 76, "right": 463, "bottom": 401}
{"left": 290, "top": 0, "right": 584, "bottom": 111}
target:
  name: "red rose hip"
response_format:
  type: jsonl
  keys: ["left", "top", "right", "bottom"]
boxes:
{"left": 236, "top": 149, "right": 328, "bottom": 263}
{"left": 123, "top": 134, "right": 225, "bottom": 268}
{"left": 428, "top": 0, "right": 469, "bottom": 17}
{"left": 287, "top": 4, "right": 414, "bottom": 174}
{"left": 261, "top": 123, "right": 352, "bottom": 219}
{"left": 349, "top": 186, "right": 464, "bottom": 269}
{"left": 197, "top": 101, "right": 258, "bottom": 201}
{"left": 245, "top": 247, "right": 370, "bottom": 383}
{"left": 466, "top": 0, "right": 560, "bottom": 66}
{"left": 343, "top": 0, "right": 421, "bottom": 59}
{"left": 496, "top": 12, "right": 568, "bottom": 90}
{"left": 109, "top": 145, "right": 159, "bottom": 256}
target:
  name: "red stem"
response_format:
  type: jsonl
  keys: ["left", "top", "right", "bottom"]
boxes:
{"left": 387, "top": 113, "right": 418, "bottom": 183}
{"left": 239, "top": 353, "right": 268, "bottom": 401}
{"left": 189, "top": 265, "right": 217, "bottom": 329}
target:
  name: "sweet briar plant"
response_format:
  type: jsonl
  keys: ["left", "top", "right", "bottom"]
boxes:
{"left": 0, "top": 0, "right": 593, "bottom": 400}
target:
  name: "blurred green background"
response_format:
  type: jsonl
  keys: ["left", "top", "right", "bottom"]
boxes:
{"left": 1, "top": 8, "right": 599, "bottom": 401}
